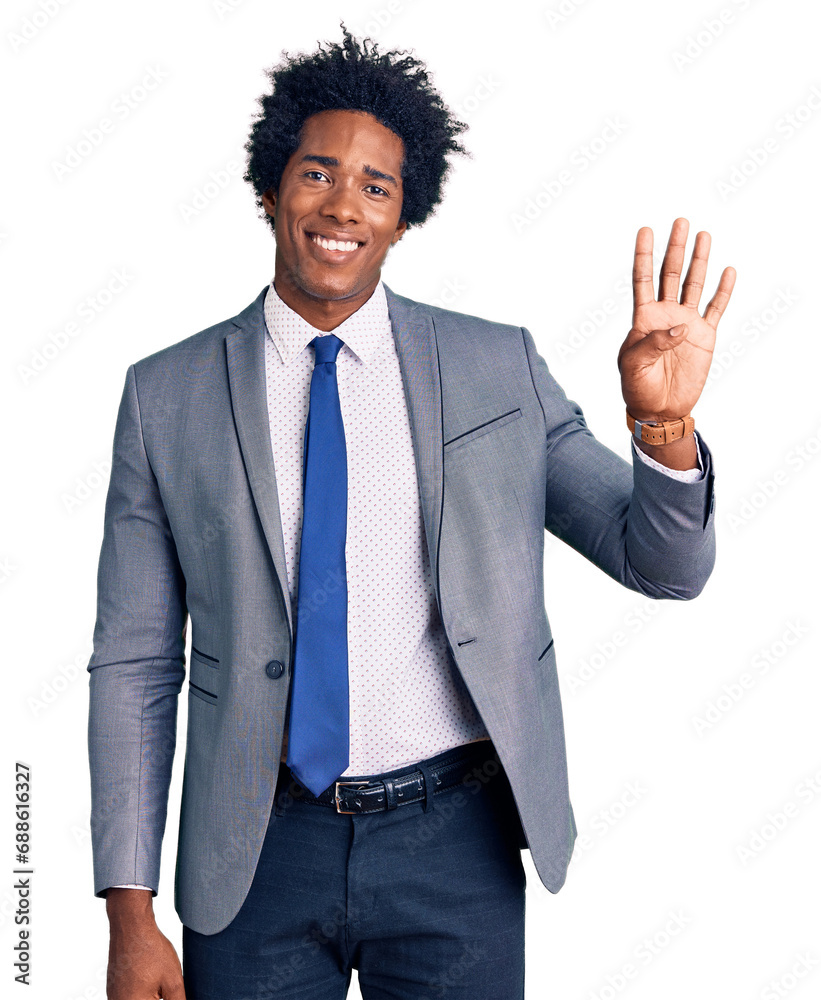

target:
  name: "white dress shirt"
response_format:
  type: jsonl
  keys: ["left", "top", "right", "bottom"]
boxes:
{"left": 264, "top": 280, "right": 489, "bottom": 776}
{"left": 111, "top": 281, "right": 702, "bottom": 890}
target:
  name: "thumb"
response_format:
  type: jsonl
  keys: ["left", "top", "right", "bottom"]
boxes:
{"left": 631, "top": 323, "right": 689, "bottom": 362}
{"left": 618, "top": 323, "right": 689, "bottom": 368}
{"left": 659, "top": 322, "right": 689, "bottom": 347}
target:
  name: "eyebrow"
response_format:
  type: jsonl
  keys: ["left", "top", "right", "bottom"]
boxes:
{"left": 300, "top": 155, "right": 398, "bottom": 187}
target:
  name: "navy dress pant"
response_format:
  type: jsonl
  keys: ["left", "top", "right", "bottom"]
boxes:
{"left": 183, "top": 741, "right": 527, "bottom": 999}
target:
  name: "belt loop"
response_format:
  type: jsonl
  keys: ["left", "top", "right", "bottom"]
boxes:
{"left": 417, "top": 760, "right": 436, "bottom": 814}
{"left": 383, "top": 777, "right": 398, "bottom": 810}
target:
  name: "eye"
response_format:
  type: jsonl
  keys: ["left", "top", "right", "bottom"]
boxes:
{"left": 304, "top": 170, "right": 329, "bottom": 182}
{"left": 365, "top": 184, "right": 388, "bottom": 196}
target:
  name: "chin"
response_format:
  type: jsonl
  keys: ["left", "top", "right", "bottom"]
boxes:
{"left": 301, "top": 271, "right": 367, "bottom": 303}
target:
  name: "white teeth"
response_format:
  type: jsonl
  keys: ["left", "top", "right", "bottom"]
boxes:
{"left": 312, "top": 234, "right": 359, "bottom": 252}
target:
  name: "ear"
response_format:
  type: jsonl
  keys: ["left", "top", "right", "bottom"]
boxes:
{"left": 391, "top": 219, "right": 408, "bottom": 245}
{"left": 261, "top": 188, "right": 277, "bottom": 217}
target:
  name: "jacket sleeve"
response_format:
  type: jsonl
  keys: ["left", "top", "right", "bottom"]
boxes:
{"left": 87, "top": 363, "right": 188, "bottom": 896}
{"left": 521, "top": 326, "right": 716, "bottom": 599}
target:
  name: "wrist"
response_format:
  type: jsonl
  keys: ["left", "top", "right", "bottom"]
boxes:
{"left": 634, "top": 433, "right": 699, "bottom": 471}
{"left": 105, "top": 887, "right": 156, "bottom": 929}
{"left": 626, "top": 409, "right": 694, "bottom": 447}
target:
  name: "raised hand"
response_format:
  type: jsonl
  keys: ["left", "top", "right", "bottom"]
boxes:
{"left": 618, "top": 217, "right": 736, "bottom": 422}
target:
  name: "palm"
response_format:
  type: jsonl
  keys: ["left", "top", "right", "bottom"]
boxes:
{"left": 618, "top": 218, "right": 736, "bottom": 422}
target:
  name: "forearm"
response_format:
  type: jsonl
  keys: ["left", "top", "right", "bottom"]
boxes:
{"left": 88, "top": 663, "right": 181, "bottom": 895}
{"left": 623, "top": 436, "right": 715, "bottom": 597}
{"left": 522, "top": 325, "right": 715, "bottom": 599}
{"left": 542, "top": 425, "right": 715, "bottom": 598}
{"left": 634, "top": 432, "right": 698, "bottom": 471}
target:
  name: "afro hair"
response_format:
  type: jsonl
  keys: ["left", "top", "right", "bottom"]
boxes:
{"left": 244, "top": 25, "right": 469, "bottom": 235}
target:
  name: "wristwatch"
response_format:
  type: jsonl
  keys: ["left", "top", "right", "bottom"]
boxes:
{"left": 626, "top": 409, "right": 695, "bottom": 446}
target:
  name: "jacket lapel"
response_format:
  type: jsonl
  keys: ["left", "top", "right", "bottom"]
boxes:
{"left": 224, "top": 287, "right": 294, "bottom": 638}
{"left": 223, "top": 282, "right": 444, "bottom": 639}
{"left": 383, "top": 283, "right": 444, "bottom": 596}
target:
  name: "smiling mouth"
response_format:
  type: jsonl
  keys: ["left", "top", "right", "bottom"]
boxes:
{"left": 308, "top": 233, "right": 363, "bottom": 253}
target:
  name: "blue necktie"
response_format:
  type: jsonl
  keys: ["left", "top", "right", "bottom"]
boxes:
{"left": 286, "top": 333, "right": 349, "bottom": 796}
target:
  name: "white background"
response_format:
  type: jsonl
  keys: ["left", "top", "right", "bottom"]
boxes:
{"left": 3, "top": 0, "right": 820, "bottom": 997}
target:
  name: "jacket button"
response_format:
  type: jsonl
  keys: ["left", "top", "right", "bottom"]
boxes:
{"left": 265, "top": 660, "right": 284, "bottom": 679}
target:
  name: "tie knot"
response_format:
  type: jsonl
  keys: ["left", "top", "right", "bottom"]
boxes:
{"left": 312, "top": 334, "right": 344, "bottom": 365}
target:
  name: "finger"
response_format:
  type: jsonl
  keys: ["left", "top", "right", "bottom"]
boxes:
{"left": 659, "top": 217, "right": 689, "bottom": 302}
{"left": 681, "top": 230, "right": 711, "bottom": 308}
{"left": 703, "top": 266, "right": 737, "bottom": 328}
{"left": 633, "top": 226, "right": 656, "bottom": 309}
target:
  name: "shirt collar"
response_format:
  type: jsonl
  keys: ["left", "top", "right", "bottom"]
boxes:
{"left": 264, "top": 279, "right": 391, "bottom": 367}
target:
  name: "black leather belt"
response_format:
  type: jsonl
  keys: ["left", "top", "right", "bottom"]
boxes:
{"left": 278, "top": 741, "right": 499, "bottom": 815}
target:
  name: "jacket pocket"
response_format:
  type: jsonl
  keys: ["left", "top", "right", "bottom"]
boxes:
{"left": 189, "top": 647, "right": 219, "bottom": 704}
{"left": 444, "top": 408, "right": 522, "bottom": 451}
{"left": 191, "top": 645, "right": 219, "bottom": 665}
{"left": 538, "top": 638, "right": 554, "bottom": 661}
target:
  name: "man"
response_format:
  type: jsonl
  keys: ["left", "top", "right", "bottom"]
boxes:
{"left": 88, "top": 28, "right": 734, "bottom": 1000}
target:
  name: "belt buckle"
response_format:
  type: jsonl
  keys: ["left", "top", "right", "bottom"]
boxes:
{"left": 334, "top": 780, "right": 371, "bottom": 814}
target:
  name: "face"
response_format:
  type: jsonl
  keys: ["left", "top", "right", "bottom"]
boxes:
{"left": 262, "top": 109, "right": 408, "bottom": 329}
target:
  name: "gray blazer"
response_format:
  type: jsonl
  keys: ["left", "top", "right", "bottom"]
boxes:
{"left": 87, "top": 283, "right": 716, "bottom": 935}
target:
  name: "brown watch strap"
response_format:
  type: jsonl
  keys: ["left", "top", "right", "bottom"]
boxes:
{"left": 626, "top": 409, "right": 695, "bottom": 446}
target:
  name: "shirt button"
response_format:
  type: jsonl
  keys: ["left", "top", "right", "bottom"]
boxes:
{"left": 265, "top": 660, "right": 284, "bottom": 679}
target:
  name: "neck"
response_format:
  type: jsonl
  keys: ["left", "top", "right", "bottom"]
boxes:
{"left": 272, "top": 272, "right": 380, "bottom": 332}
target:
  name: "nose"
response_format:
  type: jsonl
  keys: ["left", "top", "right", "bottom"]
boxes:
{"left": 318, "top": 179, "right": 361, "bottom": 225}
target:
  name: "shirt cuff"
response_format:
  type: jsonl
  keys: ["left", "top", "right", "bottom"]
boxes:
{"left": 108, "top": 884, "right": 153, "bottom": 891}
{"left": 631, "top": 430, "right": 705, "bottom": 483}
